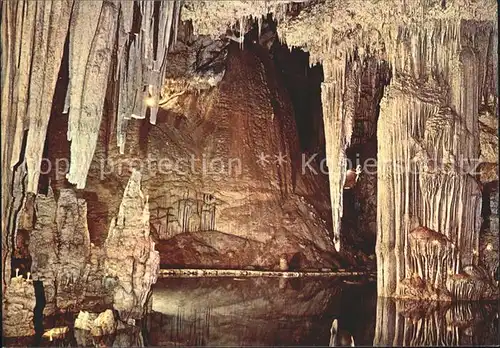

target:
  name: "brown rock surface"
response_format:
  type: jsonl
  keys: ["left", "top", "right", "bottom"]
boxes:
{"left": 29, "top": 188, "right": 105, "bottom": 314}
{"left": 2, "top": 276, "right": 36, "bottom": 337}
{"left": 84, "top": 40, "right": 357, "bottom": 271}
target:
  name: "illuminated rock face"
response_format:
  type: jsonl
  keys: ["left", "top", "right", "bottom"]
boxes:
{"left": 86, "top": 43, "right": 350, "bottom": 271}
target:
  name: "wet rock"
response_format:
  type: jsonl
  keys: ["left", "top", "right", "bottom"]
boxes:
{"left": 29, "top": 188, "right": 58, "bottom": 315}
{"left": 91, "top": 309, "right": 117, "bottom": 336}
{"left": 395, "top": 274, "right": 452, "bottom": 302}
{"left": 479, "top": 109, "right": 498, "bottom": 183}
{"left": 481, "top": 191, "right": 499, "bottom": 280}
{"left": 446, "top": 271, "right": 499, "bottom": 301}
{"left": 55, "top": 189, "right": 92, "bottom": 309}
{"left": 377, "top": 297, "right": 499, "bottom": 346}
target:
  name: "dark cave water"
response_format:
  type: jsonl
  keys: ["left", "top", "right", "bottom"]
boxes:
{"left": 3, "top": 277, "right": 499, "bottom": 347}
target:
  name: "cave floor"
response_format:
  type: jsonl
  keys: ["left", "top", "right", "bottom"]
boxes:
{"left": 3, "top": 277, "right": 499, "bottom": 347}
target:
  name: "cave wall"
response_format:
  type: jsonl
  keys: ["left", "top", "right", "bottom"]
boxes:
{"left": 82, "top": 35, "right": 357, "bottom": 271}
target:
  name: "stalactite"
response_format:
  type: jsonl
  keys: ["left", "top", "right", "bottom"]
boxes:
{"left": 116, "top": 0, "right": 180, "bottom": 154}
{"left": 320, "top": 56, "right": 362, "bottom": 251}
{"left": 20, "top": 0, "right": 74, "bottom": 194}
{"left": 66, "top": 1, "right": 118, "bottom": 189}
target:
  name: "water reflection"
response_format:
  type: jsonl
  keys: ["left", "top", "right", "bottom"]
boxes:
{"left": 374, "top": 297, "right": 499, "bottom": 346}
{"left": 148, "top": 277, "right": 377, "bottom": 346}
{"left": 2, "top": 277, "right": 498, "bottom": 347}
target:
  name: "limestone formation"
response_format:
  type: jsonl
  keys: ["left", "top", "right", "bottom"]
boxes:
{"left": 1, "top": 4, "right": 499, "bottom": 336}
{"left": 478, "top": 109, "right": 499, "bottom": 183}
{"left": 29, "top": 188, "right": 59, "bottom": 315}
{"left": 66, "top": 0, "right": 119, "bottom": 188}
{"left": 275, "top": 0, "right": 497, "bottom": 299}
{"left": 2, "top": 276, "right": 36, "bottom": 337}
{"left": 480, "top": 191, "right": 499, "bottom": 280}
{"left": 85, "top": 34, "right": 350, "bottom": 272}
{"left": 1, "top": 0, "right": 71, "bottom": 294}
{"left": 75, "top": 309, "right": 117, "bottom": 336}
{"left": 29, "top": 188, "right": 92, "bottom": 314}
{"left": 104, "top": 170, "right": 160, "bottom": 320}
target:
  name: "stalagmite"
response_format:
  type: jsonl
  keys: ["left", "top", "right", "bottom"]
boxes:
{"left": 116, "top": 0, "right": 180, "bottom": 154}
{"left": 29, "top": 188, "right": 92, "bottom": 314}
{"left": 2, "top": 276, "right": 36, "bottom": 337}
{"left": 29, "top": 187, "right": 59, "bottom": 315}
{"left": 104, "top": 170, "right": 160, "bottom": 319}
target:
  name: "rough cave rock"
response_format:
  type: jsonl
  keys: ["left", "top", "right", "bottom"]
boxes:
{"left": 1, "top": 0, "right": 499, "bottom": 336}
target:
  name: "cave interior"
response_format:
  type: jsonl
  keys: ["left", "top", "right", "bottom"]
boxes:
{"left": 1, "top": 0, "right": 499, "bottom": 345}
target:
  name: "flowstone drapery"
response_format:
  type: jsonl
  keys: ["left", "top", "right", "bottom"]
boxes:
{"left": 376, "top": 21, "right": 498, "bottom": 299}
{"left": 277, "top": 0, "right": 498, "bottom": 299}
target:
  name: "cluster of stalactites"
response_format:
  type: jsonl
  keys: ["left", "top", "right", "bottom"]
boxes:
{"left": 2, "top": 0, "right": 74, "bottom": 194}
{"left": 115, "top": 1, "right": 182, "bottom": 155}
{"left": 182, "top": 0, "right": 301, "bottom": 41}
{"left": 1, "top": 0, "right": 184, "bottom": 192}
{"left": 65, "top": 0, "right": 183, "bottom": 188}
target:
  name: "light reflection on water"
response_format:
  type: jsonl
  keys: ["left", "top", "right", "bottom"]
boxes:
{"left": 2, "top": 277, "right": 499, "bottom": 347}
